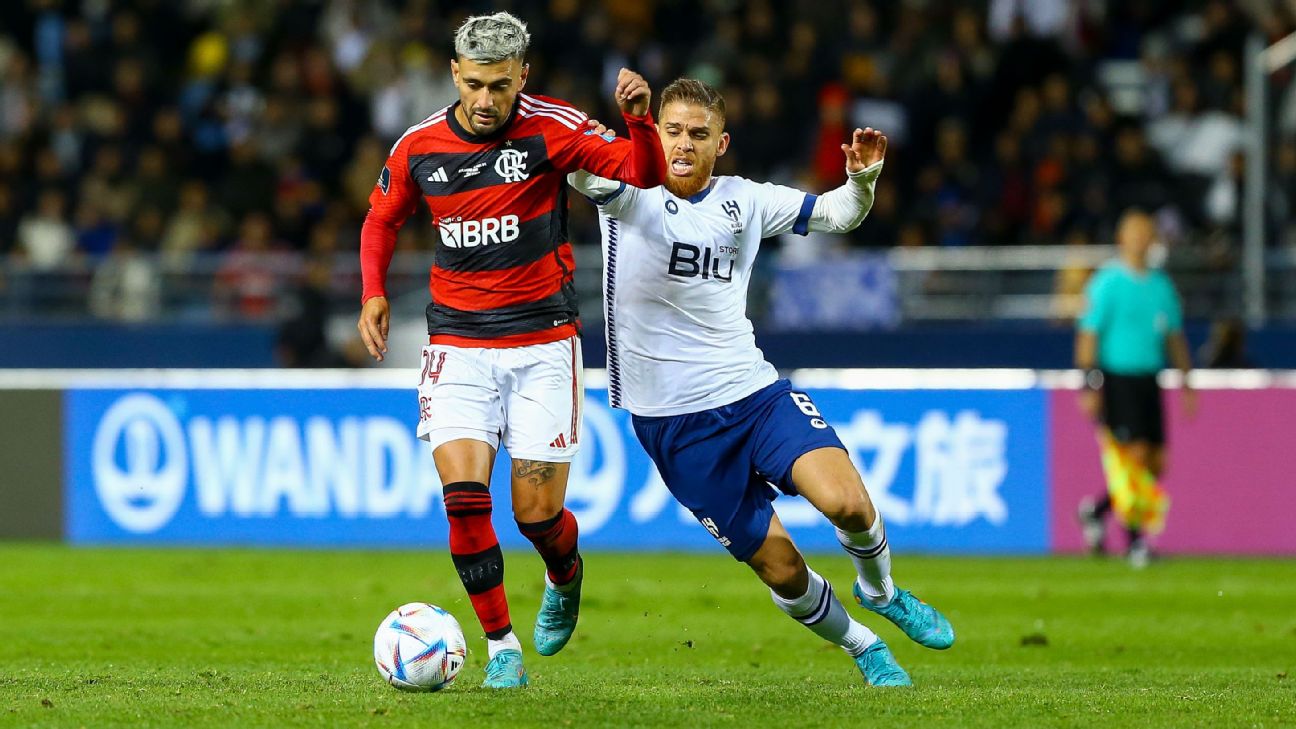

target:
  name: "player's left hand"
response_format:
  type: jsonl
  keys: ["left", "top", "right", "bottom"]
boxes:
{"left": 615, "top": 68, "right": 651, "bottom": 117}
{"left": 843, "top": 127, "right": 887, "bottom": 173}
{"left": 1182, "top": 386, "right": 1198, "bottom": 420}
{"left": 357, "top": 295, "right": 390, "bottom": 363}
{"left": 584, "top": 119, "right": 618, "bottom": 138}
{"left": 1079, "top": 389, "right": 1102, "bottom": 422}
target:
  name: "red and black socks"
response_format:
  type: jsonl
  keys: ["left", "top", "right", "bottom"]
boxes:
{"left": 517, "top": 508, "right": 581, "bottom": 588}
{"left": 443, "top": 481, "right": 513, "bottom": 645}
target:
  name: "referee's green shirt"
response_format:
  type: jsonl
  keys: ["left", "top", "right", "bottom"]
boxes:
{"left": 1078, "top": 261, "right": 1183, "bottom": 376}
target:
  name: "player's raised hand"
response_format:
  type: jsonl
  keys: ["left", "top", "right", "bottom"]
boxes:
{"left": 584, "top": 119, "right": 618, "bottom": 138}
{"left": 357, "top": 295, "right": 390, "bottom": 362}
{"left": 843, "top": 127, "right": 887, "bottom": 173}
{"left": 614, "top": 68, "right": 651, "bottom": 116}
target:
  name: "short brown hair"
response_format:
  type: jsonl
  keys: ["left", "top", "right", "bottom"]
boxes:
{"left": 659, "top": 78, "right": 726, "bottom": 122}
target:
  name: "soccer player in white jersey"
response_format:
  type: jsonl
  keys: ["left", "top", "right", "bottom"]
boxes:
{"left": 569, "top": 79, "right": 954, "bottom": 686}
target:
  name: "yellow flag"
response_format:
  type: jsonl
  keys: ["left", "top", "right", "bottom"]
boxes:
{"left": 1097, "top": 428, "right": 1170, "bottom": 535}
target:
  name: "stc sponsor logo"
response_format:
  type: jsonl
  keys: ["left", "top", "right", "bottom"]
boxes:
{"left": 438, "top": 214, "right": 520, "bottom": 248}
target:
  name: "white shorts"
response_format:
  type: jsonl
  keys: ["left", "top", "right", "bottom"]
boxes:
{"left": 416, "top": 336, "right": 583, "bottom": 462}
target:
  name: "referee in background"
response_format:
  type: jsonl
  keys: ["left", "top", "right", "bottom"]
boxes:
{"left": 1076, "top": 209, "right": 1197, "bottom": 567}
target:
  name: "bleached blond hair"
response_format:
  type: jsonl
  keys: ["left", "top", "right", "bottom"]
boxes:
{"left": 454, "top": 12, "right": 531, "bottom": 63}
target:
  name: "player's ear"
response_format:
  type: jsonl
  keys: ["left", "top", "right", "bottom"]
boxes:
{"left": 518, "top": 62, "right": 529, "bottom": 90}
{"left": 450, "top": 58, "right": 460, "bottom": 83}
{"left": 717, "top": 132, "right": 731, "bottom": 157}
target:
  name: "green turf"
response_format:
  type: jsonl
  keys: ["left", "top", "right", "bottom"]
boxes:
{"left": 0, "top": 545, "right": 1293, "bottom": 728}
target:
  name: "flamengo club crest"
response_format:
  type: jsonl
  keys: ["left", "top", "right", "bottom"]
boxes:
{"left": 495, "top": 148, "right": 529, "bottom": 183}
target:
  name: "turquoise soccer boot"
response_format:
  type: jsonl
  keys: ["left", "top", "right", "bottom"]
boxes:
{"left": 854, "top": 639, "right": 912, "bottom": 687}
{"left": 481, "top": 649, "right": 528, "bottom": 689}
{"left": 534, "top": 561, "right": 582, "bottom": 656}
{"left": 853, "top": 582, "right": 955, "bottom": 650}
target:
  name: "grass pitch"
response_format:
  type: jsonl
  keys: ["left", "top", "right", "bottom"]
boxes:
{"left": 1, "top": 545, "right": 1293, "bottom": 728}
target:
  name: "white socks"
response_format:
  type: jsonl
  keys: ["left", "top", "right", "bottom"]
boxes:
{"left": 545, "top": 572, "right": 580, "bottom": 593}
{"left": 836, "top": 514, "right": 895, "bottom": 606}
{"left": 770, "top": 567, "right": 876, "bottom": 657}
{"left": 487, "top": 631, "right": 522, "bottom": 659}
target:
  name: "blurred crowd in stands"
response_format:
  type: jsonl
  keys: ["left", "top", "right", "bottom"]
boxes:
{"left": 0, "top": 0, "right": 1294, "bottom": 346}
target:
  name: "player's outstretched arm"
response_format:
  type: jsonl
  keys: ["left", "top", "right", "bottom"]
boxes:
{"left": 843, "top": 126, "right": 887, "bottom": 173}
{"left": 551, "top": 69, "right": 666, "bottom": 188}
{"left": 612, "top": 68, "right": 666, "bottom": 187}
{"left": 566, "top": 121, "right": 636, "bottom": 213}
{"left": 614, "top": 67, "right": 651, "bottom": 117}
{"left": 567, "top": 170, "right": 623, "bottom": 203}
{"left": 806, "top": 127, "right": 888, "bottom": 234}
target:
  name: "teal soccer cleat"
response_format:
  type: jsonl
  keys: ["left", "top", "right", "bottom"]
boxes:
{"left": 854, "top": 639, "right": 912, "bottom": 687}
{"left": 853, "top": 582, "right": 955, "bottom": 650}
{"left": 534, "top": 561, "right": 582, "bottom": 656}
{"left": 481, "top": 649, "right": 529, "bottom": 689}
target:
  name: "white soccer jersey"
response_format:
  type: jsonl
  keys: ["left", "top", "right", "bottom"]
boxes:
{"left": 570, "top": 174, "right": 817, "bottom": 417}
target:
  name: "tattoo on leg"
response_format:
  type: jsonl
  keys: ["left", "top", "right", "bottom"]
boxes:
{"left": 514, "top": 460, "right": 558, "bottom": 487}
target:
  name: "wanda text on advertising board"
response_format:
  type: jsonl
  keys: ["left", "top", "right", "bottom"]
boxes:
{"left": 65, "top": 387, "right": 1049, "bottom": 553}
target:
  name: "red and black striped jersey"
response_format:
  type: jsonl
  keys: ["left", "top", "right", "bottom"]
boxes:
{"left": 360, "top": 92, "right": 667, "bottom": 348}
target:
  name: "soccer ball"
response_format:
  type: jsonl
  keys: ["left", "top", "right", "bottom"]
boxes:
{"left": 373, "top": 602, "right": 467, "bottom": 692}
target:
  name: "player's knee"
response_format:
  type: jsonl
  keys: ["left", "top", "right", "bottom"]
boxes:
{"left": 515, "top": 509, "right": 564, "bottom": 540}
{"left": 443, "top": 481, "right": 491, "bottom": 520}
{"left": 751, "top": 550, "right": 806, "bottom": 595}
{"left": 819, "top": 483, "right": 871, "bottom": 533}
{"left": 760, "top": 566, "right": 798, "bottom": 594}
{"left": 512, "top": 501, "right": 560, "bottom": 525}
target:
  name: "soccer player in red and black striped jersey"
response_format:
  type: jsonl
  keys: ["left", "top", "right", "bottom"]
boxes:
{"left": 356, "top": 12, "right": 666, "bottom": 689}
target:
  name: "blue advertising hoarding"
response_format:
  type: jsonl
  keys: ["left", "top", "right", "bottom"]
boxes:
{"left": 65, "top": 386, "right": 1048, "bottom": 552}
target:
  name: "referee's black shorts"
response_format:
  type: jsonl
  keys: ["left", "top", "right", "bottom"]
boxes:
{"left": 1101, "top": 372, "right": 1165, "bottom": 445}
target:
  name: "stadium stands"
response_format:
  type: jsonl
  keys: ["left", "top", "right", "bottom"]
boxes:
{"left": 0, "top": 0, "right": 1293, "bottom": 361}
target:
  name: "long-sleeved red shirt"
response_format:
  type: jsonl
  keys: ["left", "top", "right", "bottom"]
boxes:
{"left": 361, "top": 93, "right": 666, "bottom": 347}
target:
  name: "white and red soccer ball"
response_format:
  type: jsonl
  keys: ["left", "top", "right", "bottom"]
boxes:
{"left": 373, "top": 602, "right": 467, "bottom": 692}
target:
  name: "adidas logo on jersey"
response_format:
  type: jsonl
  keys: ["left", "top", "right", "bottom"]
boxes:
{"left": 427, "top": 167, "right": 449, "bottom": 183}
{"left": 549, "top": 433, "right": 569, "bottom": 449}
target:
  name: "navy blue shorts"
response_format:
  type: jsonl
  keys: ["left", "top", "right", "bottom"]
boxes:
{"left": 631, "top": 379, "right": 846, "bottom": 562}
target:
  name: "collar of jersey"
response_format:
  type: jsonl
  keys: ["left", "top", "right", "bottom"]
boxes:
{"left": 447, "top": 101, "right": 518, "bottom": 143}
{"left": 682, "top": 178, "right": 717, "bottom": 204}
{"left": 1114, "top": 259, "right": 1152, "bottom": 279}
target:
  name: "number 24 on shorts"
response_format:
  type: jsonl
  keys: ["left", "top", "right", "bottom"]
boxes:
{"left": 418, "top": 350, "right": 448, "bottom": 424}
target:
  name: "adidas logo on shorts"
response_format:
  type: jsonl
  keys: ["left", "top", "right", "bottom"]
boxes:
{"left": 549, "top": 434, "right": 569, "bottom": 449}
